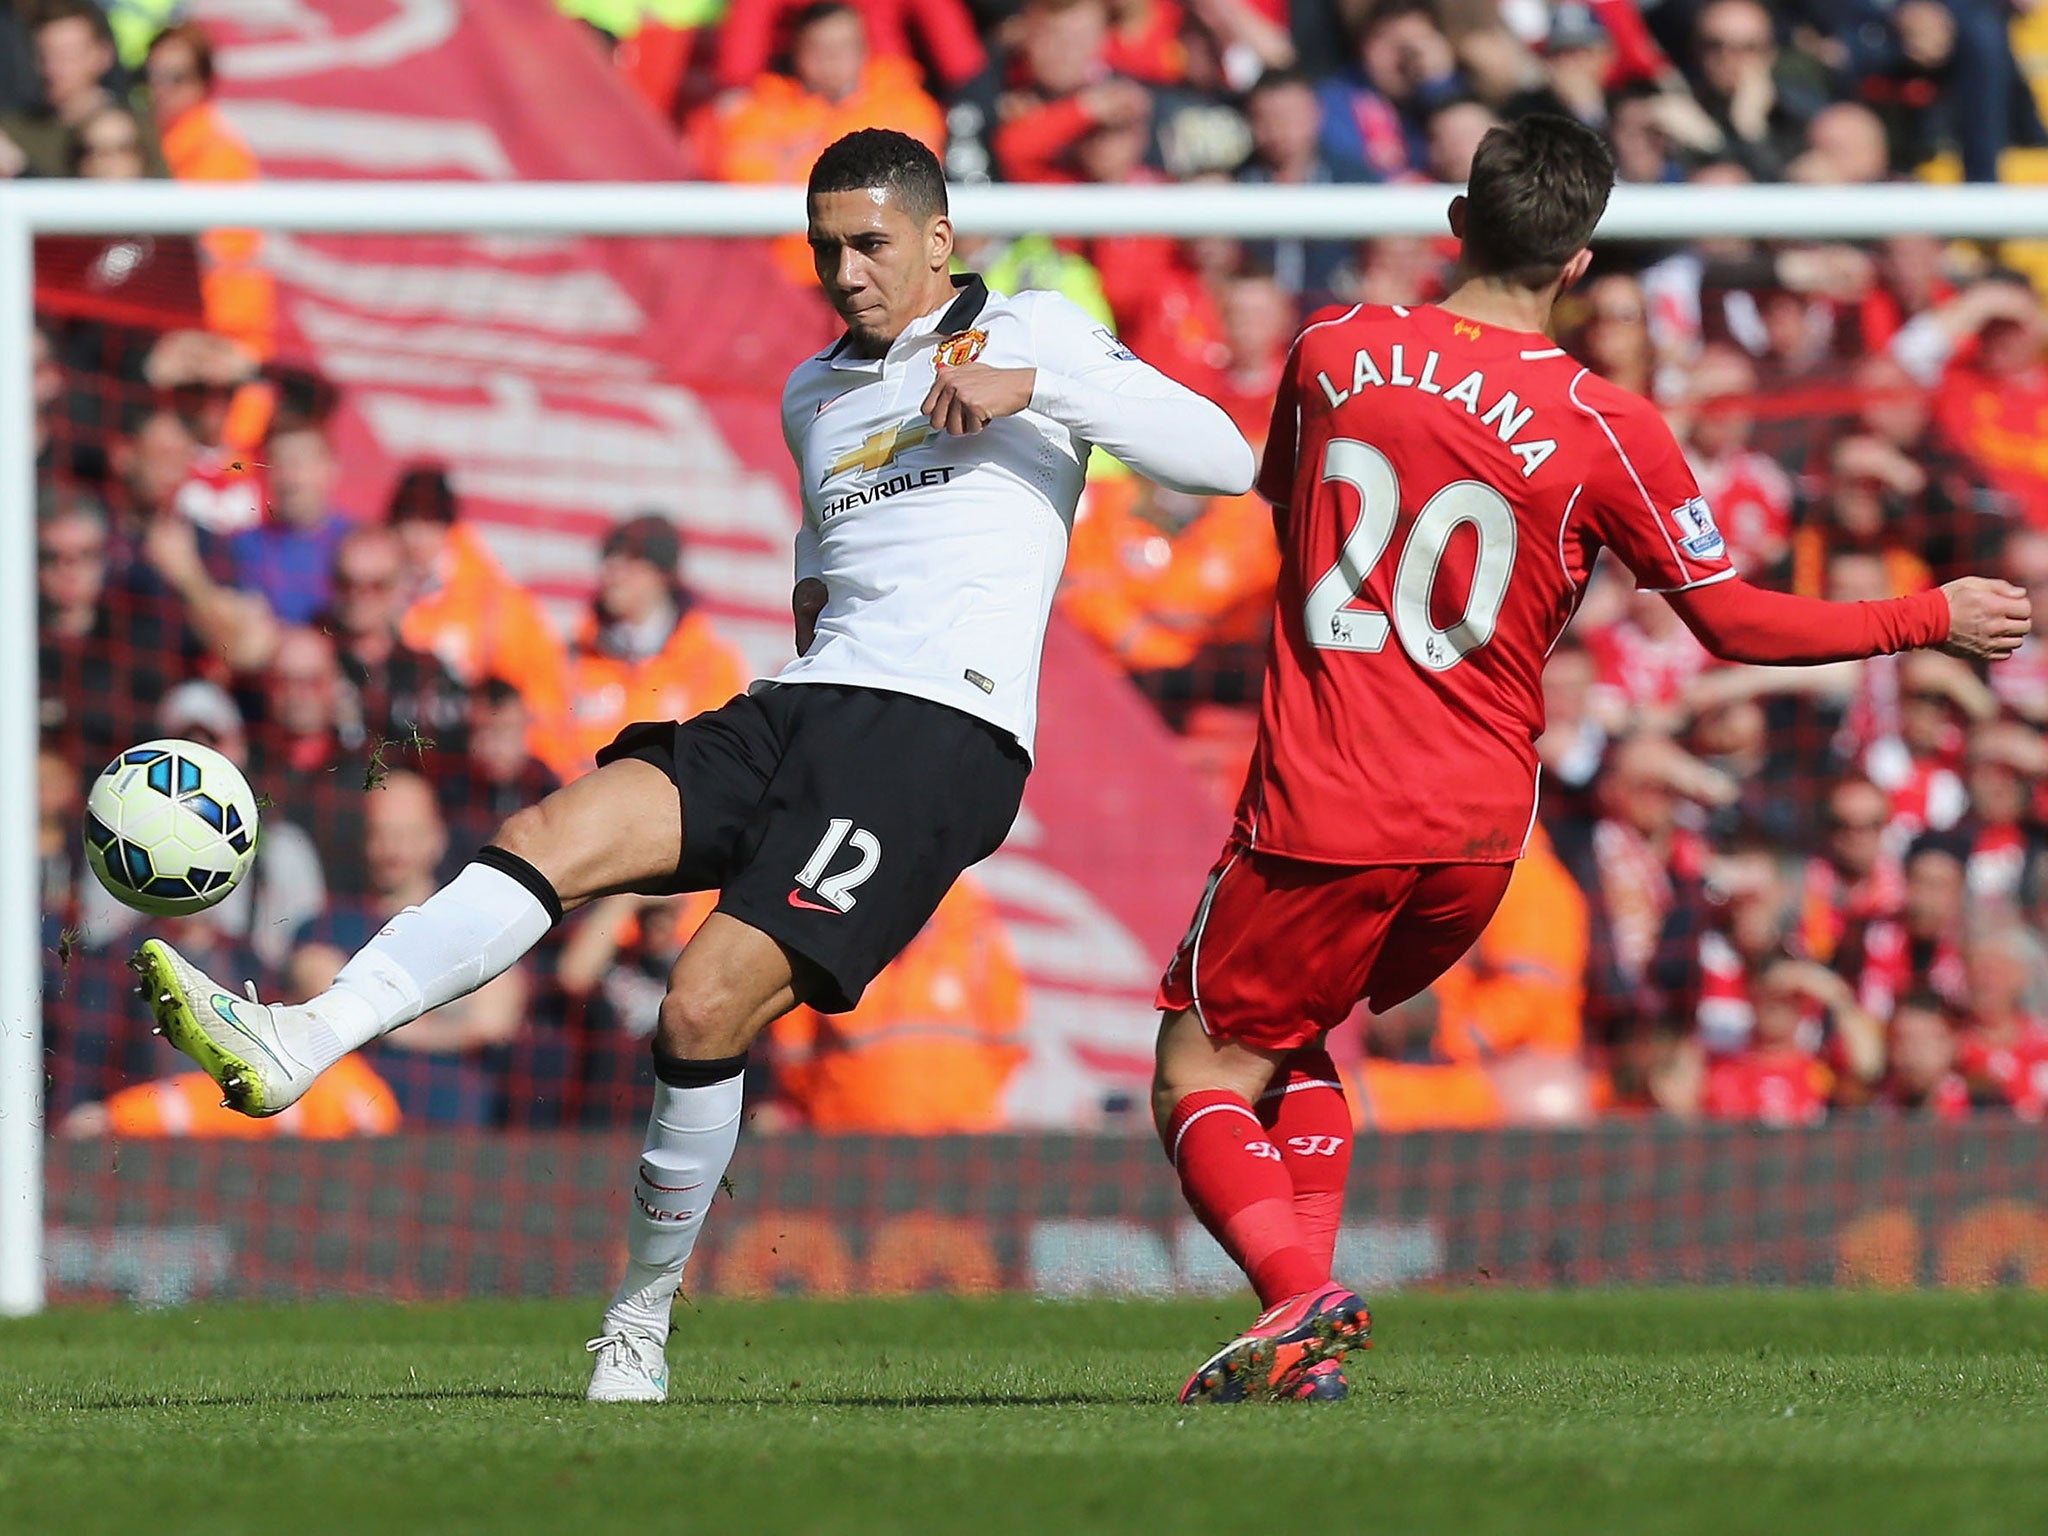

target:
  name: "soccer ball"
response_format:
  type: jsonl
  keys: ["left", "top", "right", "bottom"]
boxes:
{"left": 82, "top": 739, "right": 260, "bottom": 917}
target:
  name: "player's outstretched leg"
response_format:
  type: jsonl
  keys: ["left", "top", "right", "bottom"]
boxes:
{"left": 1153, "top": 1009, "right": 1371, "bottom": 1403}
{"left": 134, "top": 761, "right": 683, "bottom": 1116}
{"left": 586, "top": 913, "right": 805, "bottom": 1405}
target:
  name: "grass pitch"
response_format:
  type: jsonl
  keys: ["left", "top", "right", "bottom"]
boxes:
{"left": 5, "top": 1291, "right": 2048, "bottom": 1535}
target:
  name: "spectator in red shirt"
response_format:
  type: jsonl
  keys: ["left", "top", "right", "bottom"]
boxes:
{"left": 1850, "top": 650, "right": 1991, "bottom": 843}
{"left": 1838, "top": 832, "right": 1971, "bottom": 1019}
{"left": 1932, "top": 278, "right": 2048, "bottom": 528}
{"left": 1703, "top": 959, "right": 1868, "bottom": 1127}
{"left": 1206, "top": 268, "right": 1293, "bottom": 442}
{"left": 1694, "top": 841, "right": 1803, "bottom": 1057}
{"left": 1879, "top": 993, "right": 1971, "bottom": 1119}
{"left": 1090, "top": 196, "right": 1236, "bottom": 394}
{"left": 1956, "top": 922, "right": 2048, "bottom": 1116}
{"left": 993, "top": 0, "right": 1150, "bottom": 184}
{"left": 1586, "top": 587, "right": 1711, "bottom": 734}
{"left": 1961, "top": 719, "right": 2048, "bottom": 906}
{"left": 1801, "top": 775, "right": 1904, "bottom": 966}
{"left": 1672, "top": 343, "right": 1793, "bottom": 577}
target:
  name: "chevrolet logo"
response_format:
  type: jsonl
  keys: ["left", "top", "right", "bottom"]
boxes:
{"left": 1453, "top": 319, "right": 1484, "bottom": 340}
{"left": 827, "top": 421, "right": 930, "bottom": 481}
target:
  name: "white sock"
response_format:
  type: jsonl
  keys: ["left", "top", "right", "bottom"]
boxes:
{"left": 295, "top": 858, "right": 557, "bottom": 1072}
{"left": 605, "top": 1071, "right": 745, "bottom": 1339}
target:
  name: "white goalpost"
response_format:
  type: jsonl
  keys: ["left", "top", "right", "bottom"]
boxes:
{"left": 6, "top": 177, "right": 2048, "bottom": 1316}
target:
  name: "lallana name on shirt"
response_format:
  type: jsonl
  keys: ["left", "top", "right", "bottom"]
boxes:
{"left": 1314, "top": 346, "right": 1557, "bottom": 479}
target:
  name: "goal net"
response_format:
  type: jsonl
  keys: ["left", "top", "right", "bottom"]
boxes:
{"left": 12, "top": 36, "right": 2048, "bottom": 1315}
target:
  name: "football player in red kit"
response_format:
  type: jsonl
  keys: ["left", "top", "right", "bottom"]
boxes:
{"left": 1154, "top": 114, "right": 2033, "bottom": 1405}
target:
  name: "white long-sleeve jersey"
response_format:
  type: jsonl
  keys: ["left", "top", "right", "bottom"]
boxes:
{"left": 774, "top": 276, "right": 1257, "bottom": 756}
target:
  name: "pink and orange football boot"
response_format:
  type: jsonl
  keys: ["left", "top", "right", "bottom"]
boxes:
{"left": 1178, "top": 1283, "right": 1371, "bottom": 1404}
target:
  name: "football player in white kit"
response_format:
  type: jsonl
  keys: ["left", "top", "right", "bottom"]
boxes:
{"left": 131, "top": 129, "right": 1256, "bottom": 1400}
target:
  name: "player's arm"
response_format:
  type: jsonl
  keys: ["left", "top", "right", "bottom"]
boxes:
{"left": 1250, "top": 315, "right": 1334, "bottom": 519}
{"left": 783, "top": 382, "right": 829, "bottom": 655}
{"left": 1667, "top": 575, "right": 2028, "bottom": 665}
{"left": 1580, "top": 376, "right": 2029, "bottom": 665}
{"left": 920, "top": 291, "right": 1257, "bottom": 496}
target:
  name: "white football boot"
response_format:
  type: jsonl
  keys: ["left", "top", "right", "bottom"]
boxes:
{"left": 130, "top": 938, "right": 322, "bottom": 1117}
{"left": 585, "top": 1326, "right": 669, "bottom": 1403}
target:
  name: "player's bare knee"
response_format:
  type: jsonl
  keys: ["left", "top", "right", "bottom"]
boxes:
{"left": 655, "top": 978, "right": 755, "bottom": 1062}
{"left": 491, "top": 802, "right": 555, "bottom": 866}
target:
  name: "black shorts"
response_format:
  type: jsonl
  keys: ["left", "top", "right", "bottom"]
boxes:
{"left": 596, "top": 684, "right": 1030, "bottom": 1012}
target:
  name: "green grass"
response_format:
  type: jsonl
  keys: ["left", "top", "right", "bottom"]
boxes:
{"left": 5, "top": 1292, "right": 2048, "bottom": 1535}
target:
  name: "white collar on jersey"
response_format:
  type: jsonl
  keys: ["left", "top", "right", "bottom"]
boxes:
{"left": 824, "top": 274, "right": 991, "bottom": 371}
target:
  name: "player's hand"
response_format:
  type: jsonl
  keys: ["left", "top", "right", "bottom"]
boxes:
{"left": 922, "top": 362, "right": 1036, "bottom": 437}
{"left": 1939, "top": 577, "right": 2032, "bottom": 661}
{"left": 793, "top": 578, "right": 827, "bottom": 656}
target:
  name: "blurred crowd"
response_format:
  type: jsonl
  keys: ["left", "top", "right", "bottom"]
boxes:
{"left": 28, "top": 2, "right": 2048, "bottom": 1137}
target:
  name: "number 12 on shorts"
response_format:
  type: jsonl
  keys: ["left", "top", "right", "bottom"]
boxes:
{"left": 791, "top": 817, "right": 882, "bottom": 913}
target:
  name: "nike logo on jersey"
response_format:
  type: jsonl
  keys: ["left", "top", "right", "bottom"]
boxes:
{"left": 787, "top": 889, "right": 842, "bottom": 914}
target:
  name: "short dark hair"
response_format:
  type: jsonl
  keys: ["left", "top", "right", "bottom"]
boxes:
{"left": 791, "top": 0, "right": 860, "bottom": 32}
{"left": 1362, "top": 0, "right": 1437, "bottom": 40}
{"left": 1893, "top": 991, "right": 1954, "bottom": 1021}
{"left": 1905, "top": 829, "right": 1971, "bottom": 869}
{"left": 263, "top": 410, "right": 327, "bottom": 449}
{"left": 1245, "top": 66, "right": 1312, "bottom": 100}
{"left": 476, "top": 676, "right": 526, "bottom": 710}
{"left": 808, "top": 129, "right": 948, "bottom": 224}
{"left": 387, "top": 463, "right": 457, "bottom": 525}
{"left": 1460, "top": 114, "right": 1614, "bottom": 290}
{"left": 33, "top": 0, "right": 114, "bottom": 47}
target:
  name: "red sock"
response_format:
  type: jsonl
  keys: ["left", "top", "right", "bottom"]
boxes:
{"left": 1258, "top": 1049, "right": 1353, "bottom": 1282}
{"left": 1163, "top": 1089, "right": 1324, "bottom": 1307}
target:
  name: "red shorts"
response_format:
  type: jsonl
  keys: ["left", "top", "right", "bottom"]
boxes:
{"left": 1156, "top": 844, "right": 1514, "bottom": 1051}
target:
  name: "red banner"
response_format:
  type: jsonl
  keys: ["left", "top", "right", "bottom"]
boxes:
{"left": 200, "top": 0, "right": 1226, "bottom": 1120}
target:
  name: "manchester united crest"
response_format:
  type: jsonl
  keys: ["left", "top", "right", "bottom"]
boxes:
{"left": 933, "top": 328, "right": 988, "bottom": 368}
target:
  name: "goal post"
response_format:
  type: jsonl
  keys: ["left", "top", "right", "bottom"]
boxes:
{"left": 7, "top": 179, "right": 2048, "bottom": 1316}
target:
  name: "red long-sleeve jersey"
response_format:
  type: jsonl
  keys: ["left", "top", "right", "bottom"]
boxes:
{"left": 1241, "top": 303, "right": 1950, "bottom": 865}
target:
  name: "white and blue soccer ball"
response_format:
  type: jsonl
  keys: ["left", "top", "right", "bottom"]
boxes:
{"left": 82, "top": 739, "right": 260, "bottom": 917}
